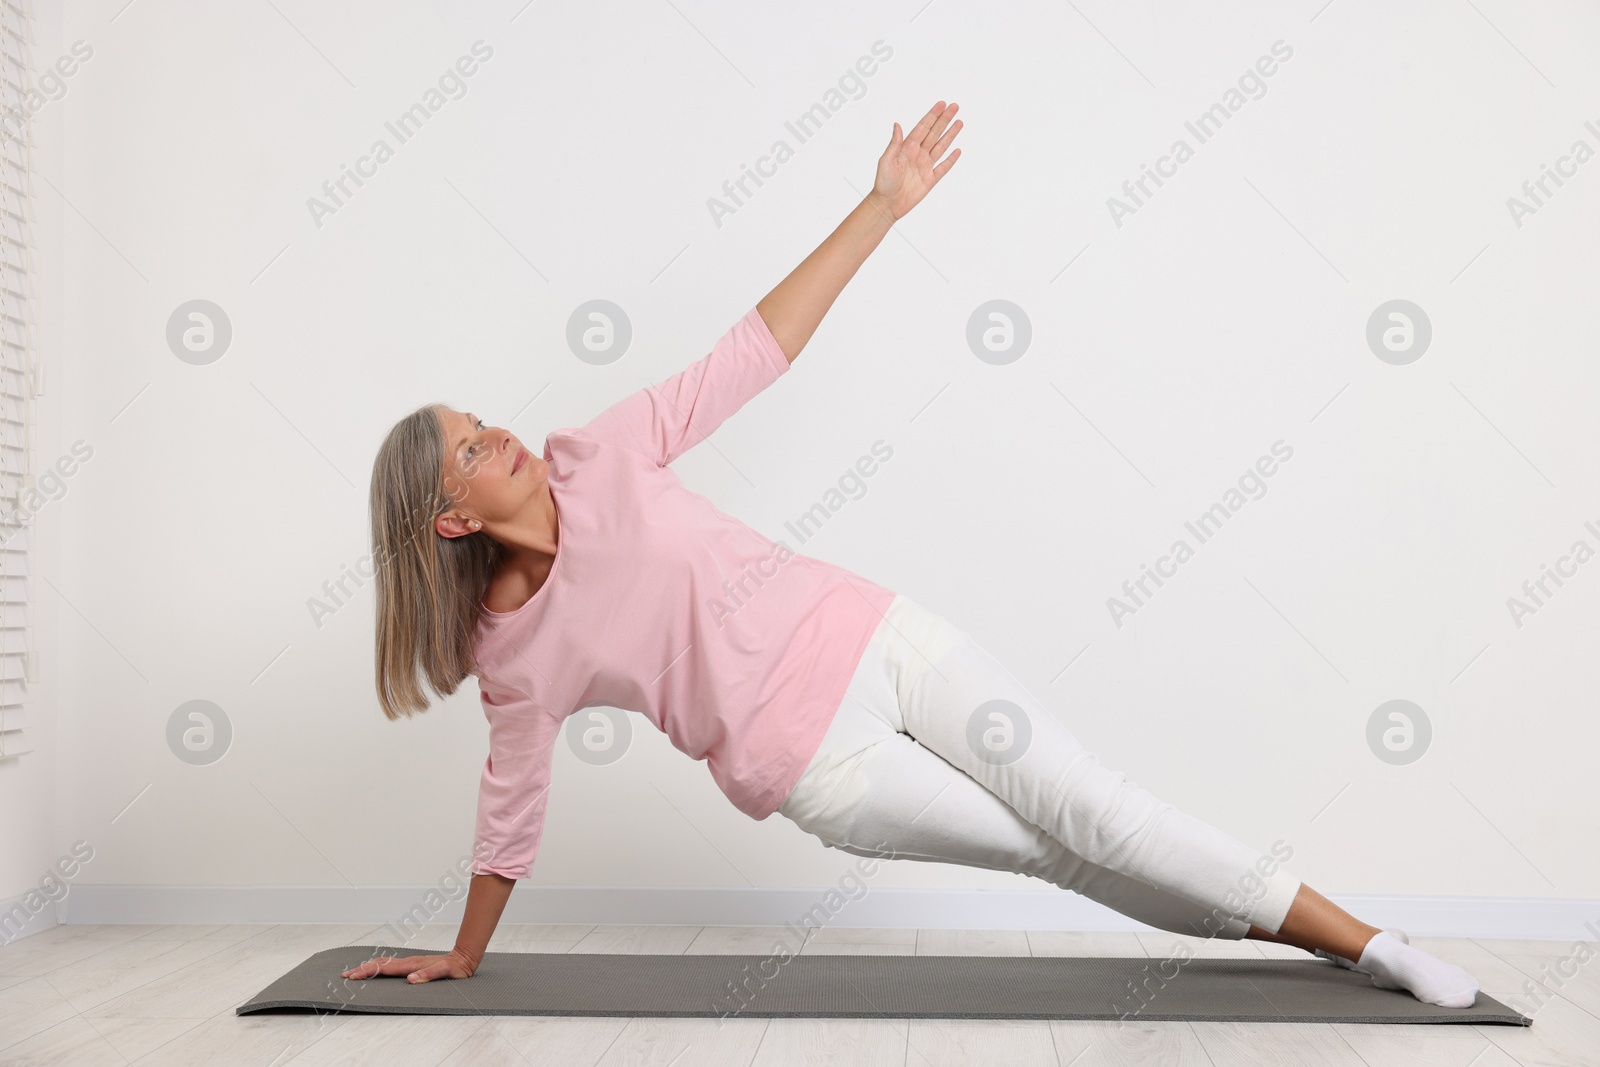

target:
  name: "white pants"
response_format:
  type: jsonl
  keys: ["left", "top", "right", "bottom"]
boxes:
{"left": 778, "top": 594, "right": 1302, "bottom": 938}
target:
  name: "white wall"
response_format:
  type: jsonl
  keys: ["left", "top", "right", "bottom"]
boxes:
{"left": 33, "top": 0, "right": 1600, "bottom": 932}
{"left": 0, "top": 0, "right": 67, "bottom": 939}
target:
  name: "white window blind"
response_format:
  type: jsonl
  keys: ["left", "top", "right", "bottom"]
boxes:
{"left": 0, "top": 0, "right": 38, "bottom": 762}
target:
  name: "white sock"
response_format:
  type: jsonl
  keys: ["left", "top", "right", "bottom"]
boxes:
{"left": 1313, "top": 926, "right": 1409, "bottom": 973}
{"left": 1350, "top": 930, "right": 1479, "bottom": 1008}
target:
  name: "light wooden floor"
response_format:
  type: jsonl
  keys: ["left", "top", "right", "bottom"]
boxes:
{"left": 0, "top": 923, "right": 1592, "bottom": 1066}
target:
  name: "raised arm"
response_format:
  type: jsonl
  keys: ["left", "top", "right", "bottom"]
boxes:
{"left": 574, "top": 101, "right": 962, "bottom": 467}
{"left": 756, "top": 100, "right": 963, "bottom": 363}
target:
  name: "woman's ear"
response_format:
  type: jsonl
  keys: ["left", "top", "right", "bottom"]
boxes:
{"left": 434, "top": 512, "right": 478, "bottom": 540}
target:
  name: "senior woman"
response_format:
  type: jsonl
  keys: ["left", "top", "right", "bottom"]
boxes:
{"left": 350, "top": 101, "right": 1476, "bottom": 1009}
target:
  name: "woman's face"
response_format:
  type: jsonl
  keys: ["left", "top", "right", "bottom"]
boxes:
{"left": 432, "top": 407, "right": 548, "bottom": 540}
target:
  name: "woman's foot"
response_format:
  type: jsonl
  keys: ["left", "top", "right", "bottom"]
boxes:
{"left": 1313, "top": 926, "right": 1409, "bottom": 972}
{"left": 1336, "top": 930, "right": 1480, "bottom": 1008}
{"left": 1249, "top": 884, "right": 1478, "bottom": 1007}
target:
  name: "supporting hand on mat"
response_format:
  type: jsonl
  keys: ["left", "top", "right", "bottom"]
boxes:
{"left": 869, "top": 100, "right": 962, "bottom": 222}
{"left": 341, "top": 948, "right": 477, "bottom": 984}
{"left": 339, "top": 871, "right": 511, "bottom": 985}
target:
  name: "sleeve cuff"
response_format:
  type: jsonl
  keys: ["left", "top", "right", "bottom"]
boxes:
{"left": 745, "top": 305, "right": 792, "bottom": 377}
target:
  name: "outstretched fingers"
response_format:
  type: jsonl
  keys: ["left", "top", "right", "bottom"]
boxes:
{"left": 341, "top": 956, "right": 382, "bottom": 980}
{"left": 928, "top": 117, "right": 963, "bottom": 167}
{"left": 922, "top": 102, "right": 959, "bottom": 151}
{"left": 340, "top": 955, "right": 412, "bottom": 980}
{"left": 407, "top": 959, "right": 456, "bottom": 984}
{"left": 903, "top": 100, "right": 946, "bottom": 149}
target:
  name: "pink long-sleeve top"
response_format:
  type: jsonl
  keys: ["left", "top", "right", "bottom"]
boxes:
{"left": 468, "top": 305, "right": 897, "bottom": 879}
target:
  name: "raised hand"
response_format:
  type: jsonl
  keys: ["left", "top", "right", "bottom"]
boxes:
{"left": 870, "top": 100, "right": 963, "bottom": 221}
{"left": 341, "top": 949, "right": 477, "bottom": 984}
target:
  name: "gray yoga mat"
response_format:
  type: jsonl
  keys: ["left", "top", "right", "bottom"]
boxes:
{"left": 236, "top": 944, "right": 1531, "bottom": 1025}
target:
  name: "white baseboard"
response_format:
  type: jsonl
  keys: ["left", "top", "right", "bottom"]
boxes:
{"left": 41, "top": 885, "right": 1600, "bottom": 943}
{"left": 0, "top": 896, "right": 64, "bottom": 947}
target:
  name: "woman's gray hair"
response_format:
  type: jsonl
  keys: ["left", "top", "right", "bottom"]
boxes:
{"left": 368, "top": 403, "right": 504, "bottom": 720}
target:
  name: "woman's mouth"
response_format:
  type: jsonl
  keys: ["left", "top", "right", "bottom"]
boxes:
{"left": 512, "top": 448, "right": 527, "bottom": 474}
